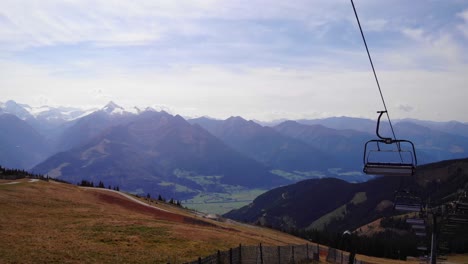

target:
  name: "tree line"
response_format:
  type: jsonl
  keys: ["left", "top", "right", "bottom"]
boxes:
{"left": 284, "top": 216, "right": 419, "bottom": 260}
{"left": 77, "top": 179, "right": 182, "bottom": 207}
{"left": 0, "top": 165, "right": 44, "bottom": 180}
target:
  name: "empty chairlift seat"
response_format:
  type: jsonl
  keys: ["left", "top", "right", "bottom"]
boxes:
{"left": 394, "top": 191, "right": 423, "bottom": 212}
{"left": 363, "top": 111, "right": 417, "bottom": 177}
{"left": 406, "top": 218, "right": 425, "bottom": 225}
{"left": 364, "top": 161, "right": 415, "bottom": 176}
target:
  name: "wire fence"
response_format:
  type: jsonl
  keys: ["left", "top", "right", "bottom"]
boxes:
{"left": 184, "top": 243, "right": 372, "bottom": 264}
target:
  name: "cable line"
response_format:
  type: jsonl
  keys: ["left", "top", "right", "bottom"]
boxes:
{"left": 350, "top": 0, "right": 400, "bottom": 147}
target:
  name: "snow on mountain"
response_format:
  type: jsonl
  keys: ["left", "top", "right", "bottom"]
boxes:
{"left": 101, "top": 101, "right": 137, "bottom": 116}
{"left": 1, "top": 100, "right": 35, "bottom": 120}
{"left": 0, "top": 100, "right": 95, "bottom": 122}
{"left": 0, "top": 100, "right": 166, "bottom": 122}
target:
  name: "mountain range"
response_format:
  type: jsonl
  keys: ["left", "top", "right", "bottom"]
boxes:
{"left": 1, "top": 100, "right": 468, "bottom": 202}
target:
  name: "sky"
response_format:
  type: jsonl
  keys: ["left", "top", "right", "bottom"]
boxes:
{"left": 1, "top": 0, "right": 468, "bottom": 122}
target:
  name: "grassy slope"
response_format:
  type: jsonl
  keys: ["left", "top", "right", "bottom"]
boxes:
{"left": 2, "top": 179, "right": 466, "bottom": 264}
{"left": 0, "top": 179, "right": 307, "bottom": 264}
{"left": 307, "top": 192, "right": 367, "bottom": 231}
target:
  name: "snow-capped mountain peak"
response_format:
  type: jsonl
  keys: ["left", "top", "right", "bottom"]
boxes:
{"left": 102, "top": 101, "right": 126, "bottom": 115}
{"left": 2, "top": 100, "right": 34, "bottom": 120}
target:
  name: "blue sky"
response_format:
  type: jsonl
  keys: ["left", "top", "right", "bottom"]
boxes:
{"left": 1, "top": 0, "right": 468, "bottom": 121}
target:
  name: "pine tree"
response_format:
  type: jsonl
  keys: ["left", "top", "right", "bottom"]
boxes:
{"left": 98, "top": 181, "right": 105, "bottom": 188}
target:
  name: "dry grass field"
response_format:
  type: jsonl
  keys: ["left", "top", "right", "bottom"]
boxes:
{"left": 2, "top": 179, "right": 467, "bottom": 264}
{"left": 0, "top": 179, "right": 308, "bottom": 263}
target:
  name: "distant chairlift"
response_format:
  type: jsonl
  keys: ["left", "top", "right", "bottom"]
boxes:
{"left": 363, "top": 111, "right": 417, "bottom": 176}
{"left": 394, "top": 190, "right": 423, "bottom": 212}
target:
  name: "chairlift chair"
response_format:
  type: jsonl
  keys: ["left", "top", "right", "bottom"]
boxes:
{"left": 394, "top": 190, "right": 423, "bottom": 212}
{"left": 363, "top": 111, "right": 417, "bottom": 176}
{"left": 411, "top": 224, "right": 426, "bottom": 230}
{"left": 415, "top": 232, "right": 427, "bottom": 237}
{"left": 406, "top": 218, "right": 425, "bottom": 225}
{"left": 417, "top": 246, "right": 428, "bottom": 251}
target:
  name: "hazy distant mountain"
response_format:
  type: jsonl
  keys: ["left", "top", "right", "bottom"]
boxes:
{"left": 34, "top": 111, "right": 284, "bottom": 199}
{"left": 54, "top": 101, "right": 136, "bottom": 152}
{"left": 2, "top": 99, "right": 468, "bottom": 199}
{"left": 225, "top": 158, "right": 468, "bottom": 233}
{"left": 274, "top": 121, "right": 370, "bottom": 170}
{"left": 397, "top": 119, "right": 468, "bottom": 138}
{"left": 296, "top": 117, "right": 376, "bottom": 133}
{"left": 1, "top": 100, "right": 36, "bottom": 120}
{"left": 0, "top": 100, "right": 92, "bottom": 140}
{"left": 0, "top": 114, "right": 51, "bottom": 169}
{"left": 189, "top": 116, "right": 334, "bottom": 171}
{"left": 393, "top": 121, "right": 468, "bottom": 164}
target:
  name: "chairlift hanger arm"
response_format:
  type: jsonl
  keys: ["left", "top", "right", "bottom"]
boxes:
{"left": 376, "top": 111, "right": 392, "bottom": 143}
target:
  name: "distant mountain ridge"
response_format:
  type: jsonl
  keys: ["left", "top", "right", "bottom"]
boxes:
{"left": 33, "top": 110, "right": 285, "bottom": 199}
{"left": 189, "top": 116, "right": 335, "bottom": 172}
{"left": 1, "top": 99, "right": 468, "bottom": 204}
{"left": 0, "top": 114, "right": 51, "bottom": 169}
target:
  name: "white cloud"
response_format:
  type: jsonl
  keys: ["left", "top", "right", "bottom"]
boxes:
{"left": 0, "top": 0, "right": 349, "bottom": 51}
{"left": 2, "top": 59, "right": 467, "bottom": 122}
{"left": 365, "top": 19, "right": 388, "bottom": 32}
{"left": 457, "top": 9, "right": 468, "bottom": 38}
{"left": 401, "top": 28, "right": 425, "bottom": 41}
{"left": 399, "top": 27, "right": 464, "bottom": 69}
{"left": 1, "top": 1, "right": 468, "bottom": 122}
{"left": 397, "top": 104, "right": 414, "bottom": 113}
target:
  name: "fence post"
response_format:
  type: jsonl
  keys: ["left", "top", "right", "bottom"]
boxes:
{"left": 230, "top": 248, "right": 233, "bottom": 264}
{"left": 259, "top": 243, "right": 263, "bottom": 264}
{"left": 198, "top": 256, "right": 201, "bottom": 264}
{"left": 278, "top": 246, "right": 281, "bottom": 264}
{"left": 239, "top": 244, "right": 242, "bottom": 264}
{"left": 217, "top": 250, "right": 221, "bottom": 264}
{"left": 341, "top": 251, "right": 343, "bottom": 264}
{"left": 291, "top": 245, "right": 295, "bottom": 263}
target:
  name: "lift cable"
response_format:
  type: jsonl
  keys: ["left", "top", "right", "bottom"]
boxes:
{"left": 350, "top": 0, "right": 400, "bottom": 149}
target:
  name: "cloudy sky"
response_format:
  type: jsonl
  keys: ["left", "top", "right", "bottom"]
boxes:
{"left": 1, "top": 0, "right": 467, "bottom": 121}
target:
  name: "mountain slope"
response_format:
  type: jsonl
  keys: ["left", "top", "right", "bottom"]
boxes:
{"left": 296, "top": 117, "right": 376, "bottom": 133}
{"left": 225, "top": 158, "right": 468, "bottom": 233}
{"left": 394, "top": 121, "right": 468, "bottom": 164}
{"left": 33, "top": 111, "right": 283, "bottom": 199}
{"left": 274, "top": 121, "right": 370, "bottom": 171}
{"left": 189, "top": 116, "right": 334, "bottom": 172}
{"left": 54, "top": 101, "right": 136, "bottom": 152}
{"left": 0, "top": 100, "right": 89, "bottom": 139}
{"left": 397, "top": 119, "right": 468, "bottom": 138}
{"left": 0, "top": 179, "right": 308, "bottom": 263}
{"left": 0, "top": 114, "right": 51, "bottom": 169}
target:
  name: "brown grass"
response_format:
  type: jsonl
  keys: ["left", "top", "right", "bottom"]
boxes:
{"left": 0, "top": 179, "right": 307, "bottom": 263}
{"left": 3, "top": 179, "right": 467, "bottom": 264}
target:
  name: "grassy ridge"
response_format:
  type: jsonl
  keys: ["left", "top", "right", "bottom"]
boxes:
{"left": 0, "top": 179, "right": 307, "bottom": 263}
